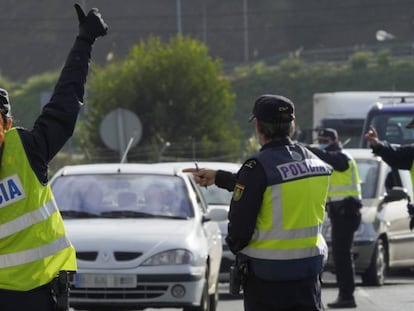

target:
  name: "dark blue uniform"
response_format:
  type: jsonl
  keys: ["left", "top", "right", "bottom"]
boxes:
{"left": 216, "top": 138, "right": 325, "bottom": 311}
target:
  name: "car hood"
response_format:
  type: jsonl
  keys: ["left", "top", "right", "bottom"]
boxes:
{"left": 64, "top": 218, "right": 202, "bottom": 268}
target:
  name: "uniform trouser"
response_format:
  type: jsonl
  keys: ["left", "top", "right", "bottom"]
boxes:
{"left": 0, "top": 283, "right": 55, "bottom": 311}
{"left": 242, "top": 273, "right": 324, "bottom": 311}
{"left": 330, "top": 211, "right": 361, "bottom": 300}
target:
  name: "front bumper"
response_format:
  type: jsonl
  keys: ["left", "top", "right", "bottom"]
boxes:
{"left": 69, "top": 271, "right": 206, "bottom": 309}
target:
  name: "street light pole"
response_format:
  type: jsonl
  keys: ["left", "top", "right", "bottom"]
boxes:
{"left": 176, "top": 0, "right": 183, "bottom": 35}
{"left": 242, "top": 0, "right": 249, "bottom": 62}
{"left": 201, "top": 0, "right": 207, "bottom": 43}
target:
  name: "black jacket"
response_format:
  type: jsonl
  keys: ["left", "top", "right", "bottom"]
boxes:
{"left": 306, "top": 143, "right": 349, "bottom": 172}
{"left": 371, "top": 142, "right": 414, "bottom": 170}
{"left": 15, "top": 38, "right": 92, "bottom": 185}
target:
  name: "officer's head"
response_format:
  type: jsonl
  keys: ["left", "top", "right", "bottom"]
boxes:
{"left": 317, "top": 128, "right": 338, "bottom": 149}
{"left": 0, "top": 88, "right": 12, "bottom": 129}
{"left": 249, "top": 94, "right": 295, "bottom": 143}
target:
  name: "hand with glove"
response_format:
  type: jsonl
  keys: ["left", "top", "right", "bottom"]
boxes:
{"left": 74, "top": 3, "right": 108, "bottom": 44}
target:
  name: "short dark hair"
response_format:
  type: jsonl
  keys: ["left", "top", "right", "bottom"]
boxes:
{"left": 257, "top": 119, "right": 293, "bottom": 140}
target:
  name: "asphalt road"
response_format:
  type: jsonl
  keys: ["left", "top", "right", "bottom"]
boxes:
{"left": 72, "top": 271, "right": 414, "bottom": 311}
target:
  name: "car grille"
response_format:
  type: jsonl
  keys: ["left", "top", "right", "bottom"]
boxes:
{"left": 70, "top": 284, "right": 168, "bottom": 300}
{"left": 76, "top": 252, "right": 98, "bottom": 261}
{"left": 76, "top": 251, "right": 142, "bottom": 261}
{"left": 114, "top": 252, "right": 143, "bottom": 261}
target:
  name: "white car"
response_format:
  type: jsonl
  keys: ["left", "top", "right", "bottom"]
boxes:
{"left": 50, "top": 163, "right": 227, "bottom": 311}
{"left": 154, "top": 162, "right": 242, "bottom": 283}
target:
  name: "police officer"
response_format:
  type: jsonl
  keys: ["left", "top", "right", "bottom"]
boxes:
{"left": 0, "top": 4, "right": 108, "bottom": 311}
{"left": 307, "top": 128, "right": 362, "bottom": 309}
{"left": 365, "top": 123, "right": 414, "bottom": 229}
{"left": 185, "top": 94, "right": 332, "bottom": 311}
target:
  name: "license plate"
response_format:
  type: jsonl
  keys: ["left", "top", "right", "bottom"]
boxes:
{"left": 74, "top": 274, "right": 137, "bottom": 288}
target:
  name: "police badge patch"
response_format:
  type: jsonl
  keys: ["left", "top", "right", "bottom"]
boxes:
{"left": 233, "top": 183, "right": 245, "bottom": 201}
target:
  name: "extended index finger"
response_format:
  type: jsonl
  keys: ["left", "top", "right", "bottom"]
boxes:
{"left": 182, "top": 168, "right": 198, "bottom": 173}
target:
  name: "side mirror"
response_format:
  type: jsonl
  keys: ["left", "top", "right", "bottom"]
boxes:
{"left": 383, "top": 186, "right": 409, "bottom": 203}
{"left": 203, "top": 207, "right": 228, "bottom": 222}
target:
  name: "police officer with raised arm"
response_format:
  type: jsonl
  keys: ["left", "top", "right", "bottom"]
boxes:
{"left": 365, "top": 121, "right": 414, "bottom": 229}
{"left": 185, "top": 94, "right": 332, "bottom": 311}
{"left": 0, "top": 4, "right": 108, "bottom": 310}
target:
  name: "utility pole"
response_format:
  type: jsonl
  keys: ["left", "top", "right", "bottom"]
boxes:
{"left": 242, "top": 0, "right": 249, "bottom": 62}
{"left": 201, "top": 0, "right": 207, "bottom": 43}
{"left": 176, "top": 0, "right": 183, "bottom": 34}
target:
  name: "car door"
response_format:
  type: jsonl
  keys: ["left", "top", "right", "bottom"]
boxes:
{"left": 381, "top": 169, "right": 414, "bottom": 266}
{"left": 188, "top": 178, "right": 222, "bottom": 285}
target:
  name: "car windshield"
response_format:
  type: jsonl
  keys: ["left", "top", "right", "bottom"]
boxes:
{"left": 355, "top": 158, "right": 379, "bottom": 199}
{"left": 52, "top": 174, "right": 193, "bottom": 219}
{"left": 199, "top": 185, "right": 232, "bottom": 206}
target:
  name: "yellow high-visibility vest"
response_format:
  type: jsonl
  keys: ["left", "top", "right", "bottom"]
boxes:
{"left": 328, "top": 152, "right": 362, "bottom": 202}
{"left": 0, "top": 128, "right": 76, "bottom": 291}
{"left": 241, "top": 145, "right": 331, "bottom": 261}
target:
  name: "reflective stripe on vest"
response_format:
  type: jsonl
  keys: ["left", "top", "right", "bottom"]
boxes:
{"left": 0, "top": 236, "right": 72, "bottom": 268}
{"left": 241, "top": 145, "right": 331, "bottom": 260}
{"left": 0, "top": 128, "right": 76, "bottom": 291}
{"left": 0, "top": 200, "right": 57, "bottom": 239}
{"left": 328, "top": 154, "right": 361, "bottom": 202}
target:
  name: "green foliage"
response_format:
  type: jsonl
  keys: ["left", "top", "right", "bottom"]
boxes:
{"left": 10, "top": 71, "right": 59, "bottom": 128}
{"left": 82, "top": 35, "right": 241, "bottom": 162}
{"left": 279, "top": 57, "right": 304, "bottom": 73}
{"left": 376, "top": 49, "right": 391, "bottom": 67}
{"left": 349, "top": 51, "right": 373, "bottom": 70}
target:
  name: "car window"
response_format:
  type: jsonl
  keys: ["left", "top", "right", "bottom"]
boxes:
{"left": 355, "top": 159, "right": 380, "bottom": 199}
{"left": 199, "top": 185, "right": 232, "bottom": 206}
{"left": 186, "top": 176, "right": 209, "bottom": 213}
{"left": 51, "top": 174, "right": 194, "bottom": 219}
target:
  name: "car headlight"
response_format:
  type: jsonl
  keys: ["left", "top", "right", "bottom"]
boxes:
{"left": 142, "top": 249, "right": 194, "bottom": 266}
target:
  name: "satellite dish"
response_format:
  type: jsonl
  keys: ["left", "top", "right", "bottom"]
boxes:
{"left": 99, "top": 108, "right": 142, "bottom": 160}
{"left": 376, "top": 30, "right": 395, "bottom": 42}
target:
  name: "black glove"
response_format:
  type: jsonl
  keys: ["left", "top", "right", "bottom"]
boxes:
{"left": 74, "top": 3, "right": 108, "bottom": 44}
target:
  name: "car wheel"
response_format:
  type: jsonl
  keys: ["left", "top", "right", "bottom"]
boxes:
{"left": 361, "top": 239, "right": 387, "bottom": 286}
{"left": 183, "top": 276, "right": 210, "bottom": 311}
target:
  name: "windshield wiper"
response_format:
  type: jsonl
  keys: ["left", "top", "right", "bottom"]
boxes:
{"left": 100, "top": 210, "right": 189, "bottom": 219}
{"left": 150, "top": 214, "right": 189, "bottom": 220}
{"left": 100, "top": 210, "right": 156, "bottom": 218}
{"left": 60, "top": 210, "right": 99, "bottom": 218}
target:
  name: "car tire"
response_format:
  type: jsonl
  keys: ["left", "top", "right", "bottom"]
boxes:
{"left": 361, "top": 239, "right": 387, "bottom": 286}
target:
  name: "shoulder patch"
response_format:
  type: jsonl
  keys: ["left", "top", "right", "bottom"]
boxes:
{"left": 232, "top": 183, "right": 245, "bottom": 201}
{"left": 244, "top": 159, "right": 257, "bottom": 169}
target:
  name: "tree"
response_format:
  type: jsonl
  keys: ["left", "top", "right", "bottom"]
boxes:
{"left": 11, "top": 71, "right": 59, "bottom": 128}
{"left": 80, "top": 35, "right": 241, "bottom": 162}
